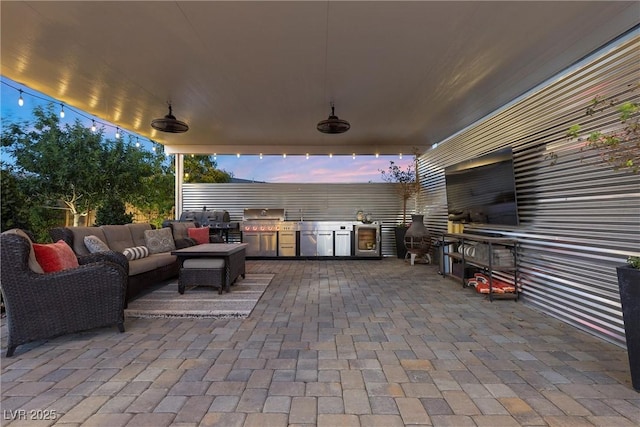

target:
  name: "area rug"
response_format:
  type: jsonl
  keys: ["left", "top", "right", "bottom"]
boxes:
{"left": 124, "top": 274, "right": 274, "bottom": 319}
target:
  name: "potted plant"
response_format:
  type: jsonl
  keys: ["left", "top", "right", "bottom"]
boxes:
{"left": 618, "top": 256, "right": 640, "bottom": 391}
{"left": 380, "top": 155, "right": 420, "bottom": 259}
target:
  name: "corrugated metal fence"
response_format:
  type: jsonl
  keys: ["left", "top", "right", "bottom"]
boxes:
{"left": 182, "top": 182, "right": 413, "bottom": 255}
{"left": 418, "top": 30, "right": 639, "bottom": 348}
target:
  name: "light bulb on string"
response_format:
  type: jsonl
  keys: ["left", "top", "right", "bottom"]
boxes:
{"left": 115, "top": 127, "right": 121, "bottom": 139}
{"left": 18, "top": 90, "right": 24, "bottom": 107}
{"left": 135, "top": 137, "right": 140, "bottom": 148}
{"left": 91, "top": 120, "right": 97, "bottom": 133}
{"left": 59, "top": 104, "right": 65, "bottom": 118}
{"left": 306, "top": 153, "right": 309, "bottom": 160}
{"left": 259, "top": 153, "right": 263, "bottom": 160}
{"left": 152, "top": 145, "right": 156, "bottom": 152}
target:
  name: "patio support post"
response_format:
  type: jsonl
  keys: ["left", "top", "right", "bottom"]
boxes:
{"left": 175, "top": 153, "right": 184, "bottom": 220}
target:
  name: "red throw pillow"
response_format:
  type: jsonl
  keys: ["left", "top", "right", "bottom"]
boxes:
{"left": 187, "top": 227, "right": 210, "bottom": 245}
{"left": 33, "top": 240, "right": 80, "bottom": 273}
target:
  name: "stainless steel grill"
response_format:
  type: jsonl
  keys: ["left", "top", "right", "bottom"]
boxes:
{"left": 241, "top": 209, "right": 286, "bottom": 256}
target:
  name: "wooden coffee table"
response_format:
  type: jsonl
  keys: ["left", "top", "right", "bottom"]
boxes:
{"left": 171, "top": 243, "right": 248, "bottom": 293}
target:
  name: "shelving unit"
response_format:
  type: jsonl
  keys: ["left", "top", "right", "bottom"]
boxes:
{"left": 441, "top": 232, "right": 519, "bottom": 301}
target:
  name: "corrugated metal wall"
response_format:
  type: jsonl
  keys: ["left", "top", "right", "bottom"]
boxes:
{"left": 182, "top": 183, "right": 414, "bottom": 256}
{"left": 418, "top": 30, "right": 639, "bottom": 348}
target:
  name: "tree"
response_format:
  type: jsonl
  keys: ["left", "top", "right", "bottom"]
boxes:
{"left": 2, "top": 105, "right": 104, "bottom": 225}
{"left": 1, "top": 104, "right": 162, "bottom": 227}
{"left": 95, "top": 195, "right": 134, "bottom": 226}
{"left": 1, "top": 167, "right": 31, "bottom": 232}
{"left": 379, "top": 160, "right": 419, "bottom": 226}
{"left": 184, "top": 155, "right": 232, "bottom": 183}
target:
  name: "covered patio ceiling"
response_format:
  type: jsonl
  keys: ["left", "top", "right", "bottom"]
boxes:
{"left": 1, "top": 1, "right": 637, "bottom": 156}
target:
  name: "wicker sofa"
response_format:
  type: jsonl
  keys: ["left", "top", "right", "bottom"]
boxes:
{"left": 1, "top": 229, "right": 127, "bottom": 357}
{"left": 50, "top": 223, "right": 191, "bottom": 302}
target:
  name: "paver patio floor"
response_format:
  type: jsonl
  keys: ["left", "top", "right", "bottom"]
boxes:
{"left": 2, "top": 258, "right": 639, "bottom": 426}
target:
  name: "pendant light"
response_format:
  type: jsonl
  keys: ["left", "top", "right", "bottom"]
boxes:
{"left": 151, "top": 103, "right": 189, "bottom": 133}
{"left": 317, "top": 103, "right": 350, "bottom": 134}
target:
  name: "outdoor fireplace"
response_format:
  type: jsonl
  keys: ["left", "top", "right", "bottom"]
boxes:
{"left": 404, "top": 215, "right": 431, "bottom": 265}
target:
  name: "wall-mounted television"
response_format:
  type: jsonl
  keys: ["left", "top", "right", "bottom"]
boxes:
{"left": 444, "top": 148, "right": 519, "bottom": 226}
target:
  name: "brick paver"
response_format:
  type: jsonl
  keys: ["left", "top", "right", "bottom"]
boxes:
{"left": 2, "top": 259, "right": 639, "bottom": 426}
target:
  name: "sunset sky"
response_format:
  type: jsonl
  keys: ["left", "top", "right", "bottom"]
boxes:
{"left": 1, "top": 77, "right": 412, "bottom": 183}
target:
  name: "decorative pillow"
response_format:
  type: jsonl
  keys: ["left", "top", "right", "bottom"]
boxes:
{"left": 187, "top": 227, "right": 210, "bottom": 245}
{"left": 143, "top": 228, "right": 176, "bottom": 254}
{"left": 84, "top": 235, "right": 110, "bottom": 253}
{"left": 32, "top": 240, "right": 80, "bottom": 273}
{"left": 122, "top": 246, "right": 150, "bottom": 260}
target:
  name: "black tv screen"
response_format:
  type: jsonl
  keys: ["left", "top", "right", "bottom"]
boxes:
{"left": 444, "top": 148, "right": 519, "bottom": 226}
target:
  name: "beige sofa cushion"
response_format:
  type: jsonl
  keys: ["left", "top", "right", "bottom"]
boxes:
{"left": 68, "top": 227, "right": 108, "bottom": 256}
{"left": 169, "top": 221, "right": 197, "bottom": 240}
{"left": 101, "top": 225, "right": 136, "bottom": 253}
{"left": 126, "top": 223, "right": 152, "bottom": 247}
{"left": 128, "top": 252, "right": 177, "bottom": 276}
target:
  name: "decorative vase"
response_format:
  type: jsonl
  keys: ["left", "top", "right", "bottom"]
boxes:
{"left": 617, "top": 265, "right": 640, "bottom": 392}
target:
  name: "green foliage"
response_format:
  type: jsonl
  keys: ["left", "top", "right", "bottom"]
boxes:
{"left": 184, "top": 155, "right": 232, "bottom": 183}
{"left": 0, "top": 168, "right": 31, "bottom": 232}
{"left": 628, "top": 256, "right": 640, "bottom": 269}
{"left": 95, "top": 196, "right": 134, "bottom": 226}
{"left": 560, "top": 84, "right": 639, "bottom": 174}
{"left": 1, "top": 103, "right": 172, "bottom": 236}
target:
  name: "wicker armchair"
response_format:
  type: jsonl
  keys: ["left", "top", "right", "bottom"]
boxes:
{"left": 0, "top": 232, "right": 127, "bottom": 357}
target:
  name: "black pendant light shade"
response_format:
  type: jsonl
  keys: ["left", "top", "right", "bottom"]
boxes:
{"left": 151, "top": 103, "right": 189, "bottom": 133}
{"left": 317, "top": 104, "right": 350, "bottom": 134}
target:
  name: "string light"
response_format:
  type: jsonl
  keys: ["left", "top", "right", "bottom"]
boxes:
{"left": 399, "top": 153, "right": 403, "bottom": 159}
{"left": 352, "top": 153, "right": 356, "bottom": 159}
{"left": 1, "top": 79, "right": 159, "bottom": 155}
{"left": 375, "top": 153, "right": 379, "bottom": 158}
{"left": 259, "top": 153, "right": 263, "bottom": 160}
{"left": 305, "top": 153, "right": 309, "bottom": 160}
{"left": 283, "top": 153, "right": 287, "bottom": 159}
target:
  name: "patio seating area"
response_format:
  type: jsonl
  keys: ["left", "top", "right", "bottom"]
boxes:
{"left": 2, "top": 258, "right": 639, "bottom": 426}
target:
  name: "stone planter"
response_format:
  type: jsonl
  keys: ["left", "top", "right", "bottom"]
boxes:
{"left": 617, "top": 264, "right": 640, "bottom": 392}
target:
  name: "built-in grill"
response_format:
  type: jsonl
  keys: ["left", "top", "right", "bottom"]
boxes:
{"left": 241, "top": 208, "right": 286, "bottom": 257}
